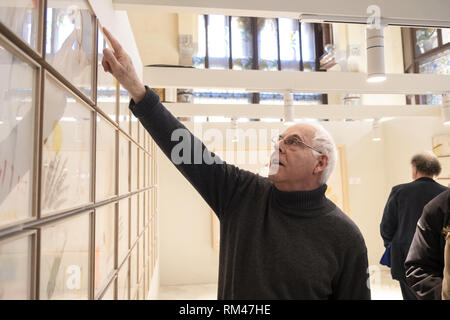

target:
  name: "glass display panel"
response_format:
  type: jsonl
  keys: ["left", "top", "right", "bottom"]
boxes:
{"left": 100, "top": 280, "right": 115, "bottom": 300}
{"left": 0, "top": 0, "right": 39, "bottom": 49}
{"left": 0, "top": 234, "right": 33, "bottom": 299}
{"left": 46, "top": 0, "right": 94, "bottom": 98}
{"left": 129, "top": 246, "right": 137, "bottom": 299}
{"left": 207, "top": 15, "right": 229, "bottom": 69}
{"left": 139, "top": 282, "right": 144, "bottom": 300}
{"left": 258, "top": 18, "right": 278, "bottom": 71}
{"left": 138, "top": 237, "right": 143, "bottom": 281}
{"left": 231, "top": 17, "right": 253, "bottom": 70}
{"left": 118, "top": 198, "right": 129, "bottom": 265}
{"left": 40, "top": 213, "right": 90, "bottom": 300}
{"left": 0, "top": 43, "right": 36, "bottom": 227}
{"left": 95, "top": 116, "right": 116, "bottom": 201}
{"left": 94, "top": 203, "right": 115, "bottom": 294}
{"left": 130, "top": 113, "right": 138, "bottom": 142}
{"left": 139, "top": 192, "right": 144, "bottom": 234}
{"left": 130, "top": 194, "right": 138, "bottom": 245}
{"left": 97, "top": 29, "right": 117, "bottom": 122}
{"left": 42, "top": 75, "right": 91, "bottom": 215}
{"left": 117, "top": 259, "right": 129, "bottom": 300}
{"left": 118, "top": 133, "right": 129, "bottom": 195}
{"left": 279, "top": 18, "right": 300, "bottom": 71}
{"left": 119, "top": 86, "right": 130, "bottom": 133}
{"left": 139, "top": 148, "right": 144, "bottom": 189}
{"left": 131, "top": 143, "right": 138, "bottom": 192}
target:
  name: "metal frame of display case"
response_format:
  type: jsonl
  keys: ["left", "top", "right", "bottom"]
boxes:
{"left": 0, "top": 0, "right": 158, "bottom": 300}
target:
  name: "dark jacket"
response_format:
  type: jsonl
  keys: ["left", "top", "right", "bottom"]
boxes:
{"left": 380, "top": 177, "right": 447, "bottom": 280}
{"left": 405, "top": 189, "right": 450, "bottom": 300}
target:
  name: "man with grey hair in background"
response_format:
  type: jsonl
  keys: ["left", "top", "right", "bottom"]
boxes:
{"left": 101, "top": 27, "right": 370, "bottom": 299}
{"left": 380, "top": 151, "right": 448, "bottom": 300}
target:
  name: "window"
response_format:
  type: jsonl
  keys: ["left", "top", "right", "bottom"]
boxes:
{"left": 193, "top": 15, "right": 324, "bottom": 109}
{"left": 403, "top": 27, "right": 450, "bottom": 105}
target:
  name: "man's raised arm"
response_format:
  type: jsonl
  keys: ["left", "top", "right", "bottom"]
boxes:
{"left": 101, "top": 28, "right": 255, "bottom": 220}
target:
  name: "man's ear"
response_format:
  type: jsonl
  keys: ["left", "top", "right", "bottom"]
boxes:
{"left": 314, "top": 155, "right": 329, "bottom": 174}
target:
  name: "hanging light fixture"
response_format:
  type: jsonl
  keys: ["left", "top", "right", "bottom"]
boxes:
{"left": 283, "top": 92, "right": 295, "bottom": 126}
{"left": 442, "top": 94, "right": 450, "bottom": 125}
{"left": 372, "top": 119, "right": 381, "bottom": 141}
{"left": 366, "top": 26, "right": 386, "bottom": 83}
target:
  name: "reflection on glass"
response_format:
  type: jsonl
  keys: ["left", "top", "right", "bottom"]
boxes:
{"left": 207, "top": 15, "right": 230, "bottom": 69}
{"left": 0, "top": 0, "right": 39, "bottom": 49}
{"left": 231, "top": 17, "right": 253, "bottom": 70}
{"left": 42, "top": 75, "right": 91, "bottom": 215}
{"left": 131, "top": 144, "right": 138, "bottom": 192}
{"left": 97, "top": 29, "right": 117, "bottom": 122}
{"left": 46, "top": 0, "right": 94, "bottom": 98}
{"left": 118, "top": 133, "right": 129, "bottom": 195}
{"left": 0, "top": 44, "right": 36, "bottom": 227}
{"left": 0, "top": 234, "right": 33, "bottom": 299}
{"left": 118, "top": 198, "right": 129, "bottom": 265}
{"left": 130, "top": 195, "right": 138, "bottom": 245}
{"left": 96, "top": 116, "right": 116, "bottom": 201}
{"left": 279, "top": 18, "right": 300, "bottom": 71}
{"left": 40, "top": 213, "right": 90, "bottom": 300}
{"left": 415, "top": 28, "right": 438, "bottom": 55}
{"left": 95, "top": 203, "right": 115, "bottom": 294}
{"left": 301, "top": 23, "right": 316, "bottom": 71}
{"left": 258, "top": 18, "right": 278, "bottom": 71}
{"left": 119, "top": 86, "right": 130, "bottom": 133}
{"left": 117, "top": 259, "right": 129, "bottom": 300}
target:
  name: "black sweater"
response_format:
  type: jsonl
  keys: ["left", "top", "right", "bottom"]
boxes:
{"left": 130, "top": 87, "right": 370, "bottom": 300}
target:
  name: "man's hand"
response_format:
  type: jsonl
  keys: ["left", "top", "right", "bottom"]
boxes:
{"left": 101, "top": 27, "right": 146, "bottom": 103}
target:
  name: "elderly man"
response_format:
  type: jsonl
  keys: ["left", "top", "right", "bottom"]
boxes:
{"left": 380, "top": 152, "right": 447, "bottom": 300}
{"left": 101, "top": 28, "right": 370, "bottom": 299}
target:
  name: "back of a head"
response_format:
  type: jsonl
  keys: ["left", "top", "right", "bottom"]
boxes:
{"left": 411, "top": 151, "right": 442, "bottom": 177}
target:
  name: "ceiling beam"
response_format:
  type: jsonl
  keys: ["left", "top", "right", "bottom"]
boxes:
{"left": 163, "top": 103, "right": 441, "bottom": 120}
{"left": 144, "top": 67, "right": 450, "bottom": 95}
{"left": 113, "top": 0, "right": 450, "bottom": 27}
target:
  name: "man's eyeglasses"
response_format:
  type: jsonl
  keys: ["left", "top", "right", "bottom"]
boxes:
{"left": 272, "top": 134, "right": 323, "bottom": 154}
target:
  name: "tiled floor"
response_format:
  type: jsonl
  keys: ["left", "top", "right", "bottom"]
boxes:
{"left": 158, "top": 270, "right": 403, "bottom": 300}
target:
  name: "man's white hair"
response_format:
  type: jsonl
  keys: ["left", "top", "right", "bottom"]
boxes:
{"left": 299, "top": 121, "right": 337, "bottom": 185}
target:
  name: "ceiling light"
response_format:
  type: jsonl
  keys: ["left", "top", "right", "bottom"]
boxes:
{"left": 366, "top": 26, "right": 386, "bottom": 83}
{"left": 283, "top": 92, "right": 295, "bottom": 126}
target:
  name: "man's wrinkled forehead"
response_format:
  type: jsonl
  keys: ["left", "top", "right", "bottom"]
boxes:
{"left": 281, "top": 124, "right": 317, "bottom": 141}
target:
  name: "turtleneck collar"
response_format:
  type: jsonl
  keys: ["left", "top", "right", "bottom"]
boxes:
{"left": 271, "top": 184, "right": 335, "bottom": 217}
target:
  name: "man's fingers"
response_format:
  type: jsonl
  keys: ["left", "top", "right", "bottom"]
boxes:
{"left": 101, "top": 57, "right": 111, "bottom": 73}
{"left": 102, "top": 27, "right": 123, "bottom": 54}
{"left": 103, "top": 48, "right": 121, "bottom": 74}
